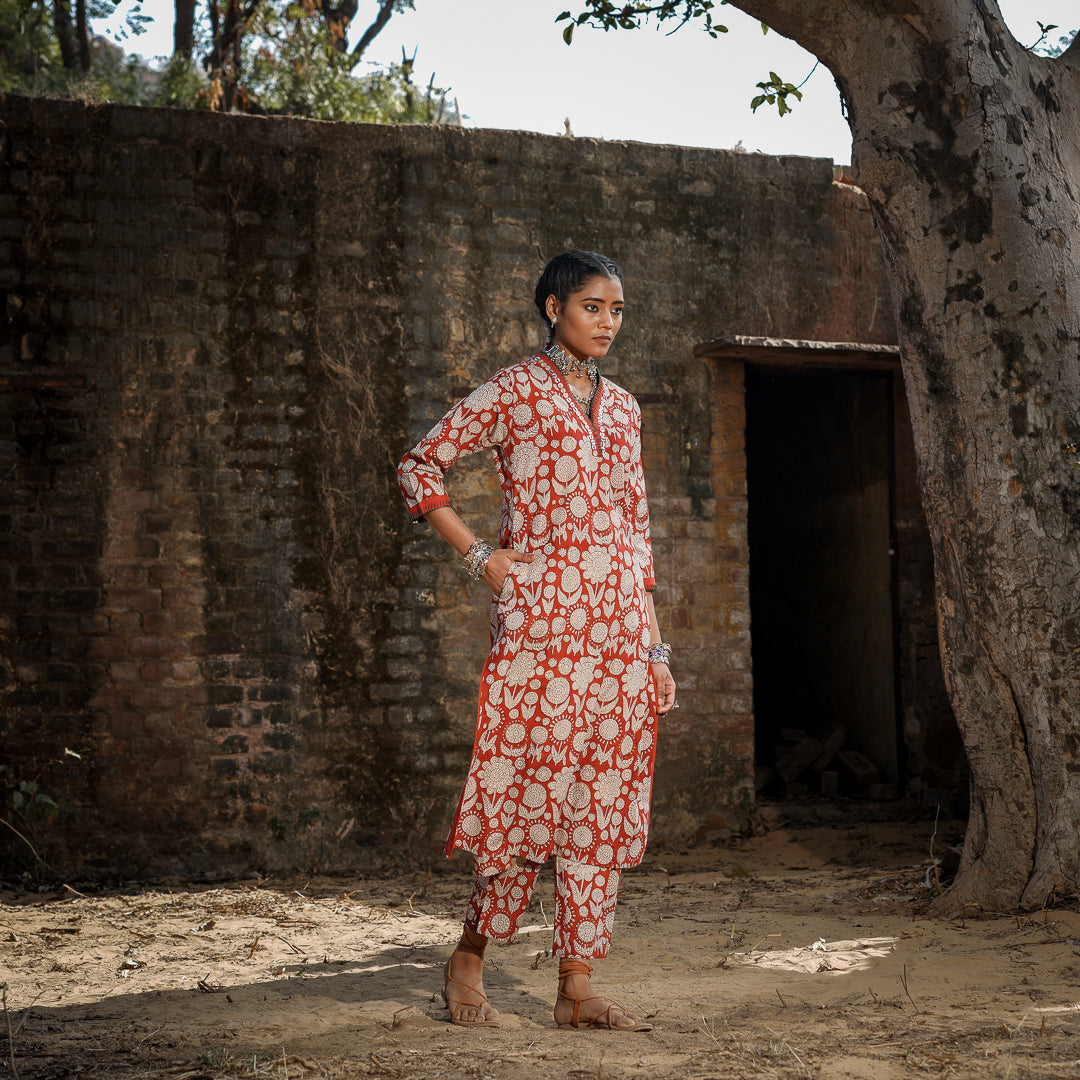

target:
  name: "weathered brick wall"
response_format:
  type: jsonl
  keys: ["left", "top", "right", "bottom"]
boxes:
{"left": 1, "top": 99, "right": 898, "bottom": 877}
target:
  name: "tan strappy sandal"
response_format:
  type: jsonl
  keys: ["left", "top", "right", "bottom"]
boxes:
{"left": 555, "top": 958, "right": 653, "bottom": 1031}
{"left": 442, "top": 955, "right": 501, "bottom": 1028}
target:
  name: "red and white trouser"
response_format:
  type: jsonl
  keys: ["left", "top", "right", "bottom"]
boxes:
{"left": 465, "top": 856, "right": 620, "bottom": 959}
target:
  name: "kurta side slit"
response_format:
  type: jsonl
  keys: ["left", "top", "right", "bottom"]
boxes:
{"left": 398, "top": 354, "right": 659, "bottom": 879}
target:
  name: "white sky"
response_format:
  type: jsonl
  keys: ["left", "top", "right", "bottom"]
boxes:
{"left": 105, "top": 0, "right": 1076, "bottom": 165}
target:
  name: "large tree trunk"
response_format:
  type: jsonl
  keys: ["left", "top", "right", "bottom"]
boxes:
{"left": 174, "top": 0, "right": 197, "bottom": 59}
{"left": 731, "top": 0, "right": 1080, "bottom": 911}
{"left": 52, "top": 0, "right": 80, "bottom": 70}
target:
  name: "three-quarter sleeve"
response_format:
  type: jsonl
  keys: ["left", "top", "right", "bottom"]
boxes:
{"left": 624, "top": 398, "right": 655, "bottom": 591}
{"left": 398, "top": 377, "right": 510, "bottom": 522}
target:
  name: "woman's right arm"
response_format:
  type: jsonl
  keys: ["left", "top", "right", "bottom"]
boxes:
{"left": 425, "top": 505, "right": 536, "bottom": 596}
{"left": 397, "top": 376, "right": 534, "bottom": 594}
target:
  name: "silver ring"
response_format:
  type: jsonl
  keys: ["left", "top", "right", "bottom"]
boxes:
{"left": 672, "top": 700, "right": 680, "bottom": 709}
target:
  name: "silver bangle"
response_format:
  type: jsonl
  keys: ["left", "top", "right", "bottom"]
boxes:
{"left": 647, "top": 641, "right": 672, "bottom": 665}
{"left": 463, "top": 539, "right": 494, "bottom": 581}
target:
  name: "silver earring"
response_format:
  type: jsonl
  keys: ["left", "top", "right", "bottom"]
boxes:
{"left": 551, "top": 315, "right": 558, "bottom": 327}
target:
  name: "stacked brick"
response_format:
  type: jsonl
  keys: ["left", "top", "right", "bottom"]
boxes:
{"left": 2, "top": 99, "right": 899, "bottom": 877}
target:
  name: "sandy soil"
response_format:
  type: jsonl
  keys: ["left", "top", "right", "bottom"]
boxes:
{"left": 2, "top": 820, "right": 1080, "bottom": 1080}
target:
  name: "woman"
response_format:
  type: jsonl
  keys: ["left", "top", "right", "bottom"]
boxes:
{"left": 398, "top": 250, "right": 676, "bottom": 1030}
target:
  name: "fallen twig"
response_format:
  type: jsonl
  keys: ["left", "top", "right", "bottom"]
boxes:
{"left": 13, "top": 990, "right": 45, "bottom": 1038}
{"left": 785, "top": 1039, "right": 811, "bottom": 1079}
{"left": 2, "top": 983, "right": 19, "bottom": 1080}
{"left": 900, "top": 964, "right": 919, "bottom": 1012}
{"left": 274, "top": 934, "right": 305, "bottom": 955}
{"left": 391, "top": 1006, "right": 415, "bottom": 1029}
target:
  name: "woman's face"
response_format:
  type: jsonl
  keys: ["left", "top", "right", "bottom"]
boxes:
{"left": 546, "top": 274, "right": 625, "bottom": 363}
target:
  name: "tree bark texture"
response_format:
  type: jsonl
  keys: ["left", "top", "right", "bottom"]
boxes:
{"left": 206, "top": 0, "right": 258, "bottom": 111}
{"left": 321, "top": 1, "right": 359, "bottom": 53}
{"left": 174, "top": 0, "right": 197, "bottom": 59}
{"left": 52, "top": 0, "right": 79, "bottom": 70}
{"left": 75, "top": 0, "right": 89, "bottom": 71}
{"left": 730, "top": 0, "right": 1080, "bottom": 911}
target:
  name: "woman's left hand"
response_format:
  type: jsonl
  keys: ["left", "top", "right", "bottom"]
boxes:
{"left": 652, "top": 662, "right": 676, "bottom": 715}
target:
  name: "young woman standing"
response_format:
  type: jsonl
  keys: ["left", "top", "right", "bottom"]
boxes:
{"left": 398, "top": 250, "right": 676, "bottom": 1030}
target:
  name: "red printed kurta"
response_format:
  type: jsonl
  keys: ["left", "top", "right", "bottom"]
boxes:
{"left": 398, "top": 354, "right": 658, "bottom": 876}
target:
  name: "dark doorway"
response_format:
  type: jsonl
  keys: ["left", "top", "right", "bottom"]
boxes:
{"left": 746, "top": 367, "right": 900, "bottom": 797}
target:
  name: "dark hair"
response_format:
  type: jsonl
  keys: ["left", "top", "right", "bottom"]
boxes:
{"left": 534, "top": 250, "right": 623, "bottom": 341}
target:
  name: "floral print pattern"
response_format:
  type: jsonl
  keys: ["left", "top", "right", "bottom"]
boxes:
{"left": 466, "top": 857, "right": 621, "bottom": 959}
{"left": 399, "top": 355, "right": 658, "bottom": 876}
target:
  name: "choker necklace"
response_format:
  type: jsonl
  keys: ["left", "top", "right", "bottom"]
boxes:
{"left": 545, "top": 342, "right": 599, "bottom": 384}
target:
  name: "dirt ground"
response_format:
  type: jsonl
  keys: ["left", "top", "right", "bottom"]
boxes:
{"left": 2, "top": 820, "right": 1080, "bottom": 1080}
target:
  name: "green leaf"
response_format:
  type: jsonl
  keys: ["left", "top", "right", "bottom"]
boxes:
{"left": 750, "top": 94, "right": 766, "bottom": 111}
{"left": 563, "top": 23, "right": 575, "bottom": 45}
{"left": 761, "top": 22, "right": 769, "bottom": 35}
{"left": 769, "top": 71, "right": 781, "bottom": 86}
{"left": 555, "top": 10, "right": 571, "bottom": 21}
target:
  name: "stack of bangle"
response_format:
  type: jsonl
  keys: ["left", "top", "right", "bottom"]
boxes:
{"left": 463, "top": 538, "right": 494, "bottom": 580}
{"left": 647, "top": 641, "right": 672, "bottom": 665}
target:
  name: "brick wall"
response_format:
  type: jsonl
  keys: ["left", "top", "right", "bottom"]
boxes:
{"left": 1, "top": 98, "right": 900, "bottom": 877}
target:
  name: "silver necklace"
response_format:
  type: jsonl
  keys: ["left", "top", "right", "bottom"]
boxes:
{"left": 543, "top": 342, "right": 604, "bottom": 450}
{"left": 570, "top": 385, "right": 595, "bottom": 413}
{"left": 545, "top": 342, "right": 599, "bottom": 384}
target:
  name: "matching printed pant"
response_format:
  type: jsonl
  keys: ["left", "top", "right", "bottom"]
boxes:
{"left": 465, "top": 856, "right": 621, "bottom": 959}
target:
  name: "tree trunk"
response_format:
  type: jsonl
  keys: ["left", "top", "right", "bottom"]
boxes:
{"left": 174, "top": 0, "right": 197, "bottom": 59}
{"left": 206, "top": 0, "right": 256, "bottom": 111}
{"left": 75, "top": 0, "right": 89, "bottom": 71}
{"left": 52, "top": 0, "right": 79, "bottom": 70}
{"left": 729, "top": 0, "right": 1080, "bottom": 910}
{"left": 321, "top": 1, "right": 359, "bottom": 53}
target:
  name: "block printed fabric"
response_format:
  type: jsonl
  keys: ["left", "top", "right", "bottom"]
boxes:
{"left": 398, "top": 354, "right": 659, "bottom": 876}
{"left": 466, "top": 857, "right": 621, "bottom": 959}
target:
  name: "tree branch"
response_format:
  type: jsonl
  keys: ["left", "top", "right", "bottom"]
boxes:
{"left": 174, "top": 0, "right": 196, "bottom": 59}
{"left": 349, "top": 0, "right": 396, "bottom": 68}
{"left": 708, "top": 0, "right": 1013, "bottom": 70}
{"left": 322, "top": 1, "right": 360, "bottom": 53}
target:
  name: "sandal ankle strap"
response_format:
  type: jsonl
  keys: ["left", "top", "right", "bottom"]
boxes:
{"left": 558, "top": 958, "right": 593, "bottom": 978}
